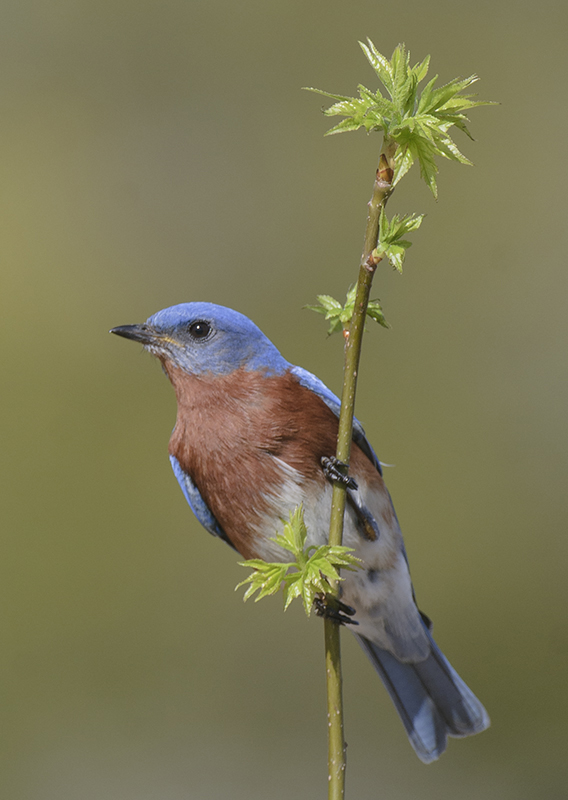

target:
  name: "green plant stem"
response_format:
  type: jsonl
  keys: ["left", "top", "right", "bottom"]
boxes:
{"left": 325, "top": 605, "right": 346, "bottom": 800}
{"left": 324, "top": 136, "right": 395, "bottom": 800}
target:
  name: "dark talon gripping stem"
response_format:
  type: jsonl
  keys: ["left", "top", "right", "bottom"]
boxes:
{"left": 321, "top": 456, "right": 380, "bottom": 542}
{"left": 314, "top": 593, "right": 359, "bottom": 626}
{"left": 321, "top": 456, "right": 358, "bottom": 490}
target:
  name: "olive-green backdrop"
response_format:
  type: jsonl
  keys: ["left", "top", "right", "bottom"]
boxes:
{"left": 2, "top": 1, "right": 567, "bottom": 798}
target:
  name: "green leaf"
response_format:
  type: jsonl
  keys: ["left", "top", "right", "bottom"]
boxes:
{"left": 411, "top": 136, "right": 439, "bottom": 197}
{"left": 304, "top": 304, "right": 328, "bottom": 316}
{"left": 375, "top": 208, "right": 424, "bottom": 272}
{"left": 359, "top": 39, "right": 393, "bottom": 95}
{"left": 282, "top": 575, "right": 303, "bottom": 611}
{"left": 236, "top": 561, "right": 292, "bottom": 602}
{"left": 392, "top": 146, "right": 415, "bottom": 187}
{"left": 366, "top": 300, "right": 390, "bottom": 328}
{"left": 272, "top": 504, "right": 309, "bottom": 558}
{"left": 327, "top": 317, "right": 344, "bottom": 334}
{"left": 323, "top": 97, "right": 368, "bottom": 118}
{"left": 417, "top": 75, "right": 478, "bottom": 115}
{"left": 414, "top": 54, "right": 431, "bottom": 83}
{"left": 313, "top": 294, "right": 342, "bottom": 312}
{"left": 236, "top": 505, "right": 362, "bottom": 617}
{"left": 384, "top": 243, "right": 407, "bottom": 273}
{"left": 324, "top": 118, "right": 368, "bottom": 136}
{"left": 302, "top": 87, "right": 354, "bottom": 104}
{"left": 306, "top": 286, "right": 390, "bottom": 334}
{"left": 306, "top": 41, "right": 493, "bottom": 195}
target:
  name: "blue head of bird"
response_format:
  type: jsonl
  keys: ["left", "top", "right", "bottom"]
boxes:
{"left": 111, "top": 302, "right": 288, "bottom": 377}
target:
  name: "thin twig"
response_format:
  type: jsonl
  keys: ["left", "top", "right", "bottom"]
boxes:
{"left": 324, "top": 136, "right": 395, "bottom": 800}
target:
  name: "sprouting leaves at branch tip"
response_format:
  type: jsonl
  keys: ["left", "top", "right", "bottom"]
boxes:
{"left": 306, "top": 40, "right": 494, "bottom": 196}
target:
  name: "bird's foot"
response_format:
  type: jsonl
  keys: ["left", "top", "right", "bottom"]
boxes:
{"left": 313, "top": 593, "right": 358, "bottom": 626}
{"left": 321, "top": 456, "right": 380, "bottom": 542}
{"left": 321, "top": 456, "right": 358, "bottom": 490}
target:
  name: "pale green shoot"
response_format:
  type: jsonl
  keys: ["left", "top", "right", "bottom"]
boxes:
{"left": 236, "top": 505, "right": 361, "bottom": 616}
{"left": 374, "top": 208, "right": 424, "bottom": 272}
{"left": 305, "top": 40, "right": 494, "bottom": 198}
{"left": 306, "top": 284, "right": 389, "bottom": 334}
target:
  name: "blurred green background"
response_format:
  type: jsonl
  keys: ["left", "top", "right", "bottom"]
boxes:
{"left": 2, "top": 1, "right": 567, "bottom": 798}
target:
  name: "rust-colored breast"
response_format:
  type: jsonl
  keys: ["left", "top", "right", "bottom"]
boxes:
{"left": 166, "top": 365, "right": 382, "bottom": 556}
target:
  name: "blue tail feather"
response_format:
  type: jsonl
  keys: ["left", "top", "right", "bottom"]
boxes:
{"left": 356, "top": 630, "right": 490, "bottom": 763}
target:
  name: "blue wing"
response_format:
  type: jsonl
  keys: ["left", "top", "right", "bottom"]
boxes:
{"left": 169, "top": 455, "right": 236, "bottom": 549}
{"left": 289, "top": 365, "right": 382, "bottom": 475}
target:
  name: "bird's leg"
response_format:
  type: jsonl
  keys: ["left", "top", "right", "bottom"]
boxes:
{"left": 313, "top": 593, "right": 358, "bottom": 625}
{"left": 320, "top": 456, "right": 380, "bottom": 541}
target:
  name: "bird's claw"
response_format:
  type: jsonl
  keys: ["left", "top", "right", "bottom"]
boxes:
{"left": 321, "top": 456, "right": 358, "bottom": 490}
{"left": 321, "top": 456, "right": 380, "bottom": 542}
{"left": 313, "top": 593, "right": 358, "bottom": 626}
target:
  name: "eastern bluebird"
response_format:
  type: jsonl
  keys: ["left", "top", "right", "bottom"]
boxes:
{"left": 111, "top": 302, "right": 489, "bottom": 763}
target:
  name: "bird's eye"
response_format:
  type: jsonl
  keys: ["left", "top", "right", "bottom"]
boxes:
{"left": 188, "top": 320, "right": 212, "bottom": 340}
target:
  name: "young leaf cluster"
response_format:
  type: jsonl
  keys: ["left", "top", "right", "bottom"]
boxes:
{"left": 306, "top": 40, "right": 492, "bottom": 197}
{"left": 306, "top": 284, "right": 389, "bottom": 335}
{"left": 375, "top": 208, "right": 424, "bottom": 272}
{"left": 236, "top": 505, "right": 361, "bottom": 616}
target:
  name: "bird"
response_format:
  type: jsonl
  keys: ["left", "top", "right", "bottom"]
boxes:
{"left": 111, "top": 301, "right": 490, "bottom": 763}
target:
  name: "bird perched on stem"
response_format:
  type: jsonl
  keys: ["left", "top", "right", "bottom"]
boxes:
{"left": 111, "top": 301, "right": 489, "bottom": 763}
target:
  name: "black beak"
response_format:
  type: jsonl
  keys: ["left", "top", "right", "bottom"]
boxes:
{"left": 110, "top": 324, "right": 157, "bottom": 345}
